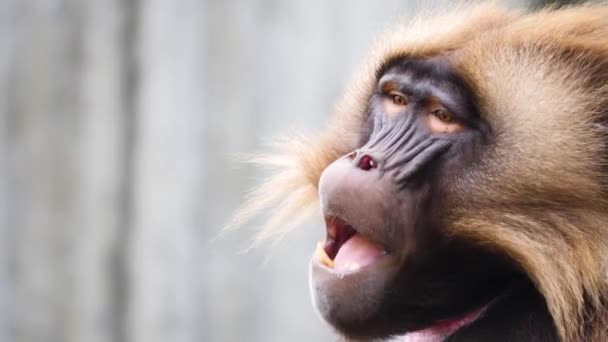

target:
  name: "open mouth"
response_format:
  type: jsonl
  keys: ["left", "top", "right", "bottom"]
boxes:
{"left": 313, "top": 217, "right": 495, "bottom": 341}
{"left": 316, "top": 216, "right": 388, "bottom": 273}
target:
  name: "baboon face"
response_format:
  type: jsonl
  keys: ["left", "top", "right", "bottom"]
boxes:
{"left": 310, "top": 57, "right": 517, "bottom": 340}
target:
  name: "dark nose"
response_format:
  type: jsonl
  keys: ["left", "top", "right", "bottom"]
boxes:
{"left": 348, "top": 151, "right": 378, "bottom": 171}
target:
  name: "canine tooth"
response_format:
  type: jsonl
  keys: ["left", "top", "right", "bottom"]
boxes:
{"left": 316, "top": 242, "right": 334, "bottom": 268}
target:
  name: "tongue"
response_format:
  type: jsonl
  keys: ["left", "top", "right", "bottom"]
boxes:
{"left": 333, "top": 234, "right": 386, "bottom": 273}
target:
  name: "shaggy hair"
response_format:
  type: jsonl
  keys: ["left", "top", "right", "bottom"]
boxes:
{"left": 231, "top": 3, "right": 608, "bottom": 341}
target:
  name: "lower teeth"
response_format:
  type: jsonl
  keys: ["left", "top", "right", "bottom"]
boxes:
{"left": 316, "top": 242, "right": 335, "bottom": 268}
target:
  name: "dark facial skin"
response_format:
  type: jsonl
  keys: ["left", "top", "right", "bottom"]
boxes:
{"left": 310, "top": 58, "right": 524, "bottom": 340}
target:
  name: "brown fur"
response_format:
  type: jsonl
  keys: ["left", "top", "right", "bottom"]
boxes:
{"left": 233, "top": 3, "right": 608, "bottom": 341}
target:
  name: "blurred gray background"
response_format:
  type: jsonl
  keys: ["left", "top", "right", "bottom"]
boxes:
{"left": 0, "top": 0, "right": 580, "bottom": 341}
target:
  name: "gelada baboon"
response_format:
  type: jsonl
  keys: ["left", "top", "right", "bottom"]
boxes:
{"left": 233, "top": 3, "right": 608, "bottom": 341}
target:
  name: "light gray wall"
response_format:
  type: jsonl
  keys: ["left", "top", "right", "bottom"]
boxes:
{"left": 0, "top": 1, "right": 553, "bottom": 342}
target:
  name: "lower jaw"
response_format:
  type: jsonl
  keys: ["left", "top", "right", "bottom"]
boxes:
{"left": 311, "top": 244, "right": 504, "bottom": 342}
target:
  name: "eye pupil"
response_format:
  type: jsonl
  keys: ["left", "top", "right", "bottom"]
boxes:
{"left": 393, "top": 95, "right": 406, "bottom": 106}
{"left": 434, "top": 110, "right": 452, "bottom": 122}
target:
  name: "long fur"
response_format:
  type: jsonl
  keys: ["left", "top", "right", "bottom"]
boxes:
{"left": 232, "top": 3, "right": 608, "bottom": 341}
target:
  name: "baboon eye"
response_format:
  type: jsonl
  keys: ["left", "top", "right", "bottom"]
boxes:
{"left": 389, "top": 91, "right": 409, "bottom": 106}
{"left": 427, "top": 107, "right": 463, "bottom": 133}
{"left": 432, "top": 109, "right": 453, "bottom": 123}
{"left": 382, "top": 89, "right": 409, "bottom": 117}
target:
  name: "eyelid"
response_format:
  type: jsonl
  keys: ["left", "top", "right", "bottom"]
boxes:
{"left": 387, "top": 89, "right": 407, "bottom": 97}
{"left": 379, "top": 79, "right": 404, "bottom": 94}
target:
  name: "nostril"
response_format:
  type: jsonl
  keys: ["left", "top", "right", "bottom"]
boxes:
{"left": 358, "top": 154, "right": 377, "bottom": 171}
